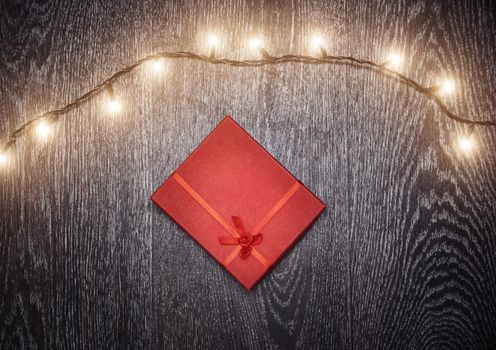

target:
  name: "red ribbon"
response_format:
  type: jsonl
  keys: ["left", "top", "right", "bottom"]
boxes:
{"left": 172, "top": 173, "right": 301, "bottom": 267}
{"left": 218, "top": 216, "right": 263, "bottom": 259}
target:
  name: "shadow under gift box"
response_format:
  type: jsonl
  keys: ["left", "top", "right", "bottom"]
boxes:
{"left": 151, "top": 115, "right": 326, "bottom": 290}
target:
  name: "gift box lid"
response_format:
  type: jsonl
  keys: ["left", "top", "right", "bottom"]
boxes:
{"left": 151, "top": 116, "right": 325, "bottom": 289}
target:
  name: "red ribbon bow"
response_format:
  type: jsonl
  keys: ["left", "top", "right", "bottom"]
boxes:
{"left": 218, "top": 216, "right": 263, "bottom": 259}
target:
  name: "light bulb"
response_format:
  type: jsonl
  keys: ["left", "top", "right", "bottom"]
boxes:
{"left": 151, "top": 59, "right": 165, "bottom": 72}
{"left": 249, "top": 37, "right": 263, "bottom": 50}
{"left": 459, "top": 136, "right": 475, "bottom": 153}
{"left": 0, "top": 152, "right": 7, "bottom": 166}
{"left": 311, "top": 35, "right": 324, "bottom": 48}
{"left": 107, "top": 99, "right": 122, "bottom": 114}
{"left": 308, "top": 34, "right": 328, "bottom": 57}
{"left": 207, "top": 35, "right": 220, "bottom": 48}
{"left": 440, "top": 79, "right": 455, "bottom": 95}
{"left": 386, "top": 53, "right": 402, "bottom": 69}
{"left": 36, "top": 121, "right": 51, "bottom": 139}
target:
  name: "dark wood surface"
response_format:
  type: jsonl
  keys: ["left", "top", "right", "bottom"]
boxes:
{"left": 1, "top": 0, "right": 496, "bottom": 349}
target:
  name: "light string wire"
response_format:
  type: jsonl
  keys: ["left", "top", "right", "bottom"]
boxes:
{"left": 2, "top": 49, "right": 496, "bottom": 156}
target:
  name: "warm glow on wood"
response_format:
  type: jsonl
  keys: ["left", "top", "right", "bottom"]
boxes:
{"left": 36, "top": 121, "right": 51, "bottom": 139}
{"left": 107, "top": 100, "right": 122, "bottom": 114}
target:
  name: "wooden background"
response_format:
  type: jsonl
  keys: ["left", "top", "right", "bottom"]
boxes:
{"left": 1, "top": 0, "right": 496, "bottom": 349}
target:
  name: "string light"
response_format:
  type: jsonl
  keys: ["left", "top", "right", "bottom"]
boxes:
{"left": 0, "top": 152, "right": 7, "bottom": 166}
{"left": 1, "top": 43, "right": 496, "bottom": 163}
{"left": 427, "top": 79, "right": 455, "bottom": 95}
{"left": 458, "top": 124, "right": 476, "bottom": 154}
{"left": 248, "top": 36, "right": 271, "bottom": 58}
{"left": 35, "top": 120, "right": 51, "bottom": 139}
{"left": 107, "top": 100, "right": 122, "bottom": 114}
{"left": 207, "top": 34, "right": 220, "bottom": 48}
{"left": 310, "top": 35, "right": 324, "bottom": 48}
{"left": 385, "top": 53, "right": 402, "bottom": 69}
{"left": 249, "top": 37, "right": 263, "bottom": 50}
{"left": 207, "top": 34, "right": 220, "bottom": 59}
{"left": 150, "top": 59, "right": 166, "bottom": 73}
{"left": 440, "top": 79, "right": 455, "bottom": 95}
{"left": 105, "top": 85, "right": 122, "bottom": 114}
{"left": 309, "top": 34, "right": 327, "bottom": 57}
{"left": 459, "top": 136, "right": 475, "bottom": 152}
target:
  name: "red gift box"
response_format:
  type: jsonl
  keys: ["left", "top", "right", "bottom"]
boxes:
{"left": 151, "top": 116, "right": 325, "bottom": 289}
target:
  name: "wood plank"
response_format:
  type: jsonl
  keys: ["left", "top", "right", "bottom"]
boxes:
{"left": 0, "top": 0, "right": 495, "bottom": 349}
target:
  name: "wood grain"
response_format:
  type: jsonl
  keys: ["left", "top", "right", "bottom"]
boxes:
{"left": 1, "top": 0, "right": 495, "bottom": 349}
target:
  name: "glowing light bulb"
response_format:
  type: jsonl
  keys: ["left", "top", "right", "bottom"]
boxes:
{"left": 151, "top": 59, "right": 165, "bottom": 72}
{"left": 36, "top": 121, "right": 51, "bottom": 139}
{"left": 107, "top": 99, "right": 122, "bottom": 114}
{"left": 308, "top": 34, "right": 327, "bottom": 56}
{"left": 311, "top": 35, "right": 324, "bottom": 49}
{"left": 249, "top": 37, "right": 263, "bottom": 50}
{"left": 0, "top": 152, "right": 7, "bottom": 166}
{"left": 440, "top": 79, "right": 455, "bottom": 95}
{"left": 386, "top": 53, "right": 402, "bottom": 69}
{"left": 207, "top": 35, "right": 220, "bottom": 48}
{"left": 459, "top": 136, "right": 475, "bottom": 153}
